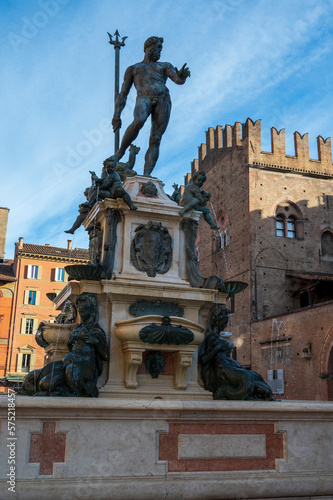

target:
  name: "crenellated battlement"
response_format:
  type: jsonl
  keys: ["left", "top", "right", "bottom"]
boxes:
{"left": 189, "top": 118, "right": 333, "bottom": 178}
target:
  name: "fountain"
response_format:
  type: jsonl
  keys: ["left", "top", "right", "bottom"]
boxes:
{"left": 1, "top": 34, "right": 332, "bottom": 500}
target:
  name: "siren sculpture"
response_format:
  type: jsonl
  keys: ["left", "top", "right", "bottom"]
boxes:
{"left": 22, "top": 293, "right": 109, "bottom": 397}
{"left": 199, "top": 305, "right": 274, "bottom": 401}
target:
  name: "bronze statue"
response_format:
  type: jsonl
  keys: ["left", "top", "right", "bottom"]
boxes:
{"left": 167, "top": 183, "right": 180, "bottom": 203}
{"left": 88, "top": 158, "right": 137, "bottom": 210}
{"left": 115, "top": 143, "right": 140, "bottom": 181}
{"left": 65, "top": 152, "right": 139, "bottom": 234}
{"left": 179, "top": 171, "right": 219, "bottom": 230}
{"left": 65, "top": 187, "right": 91, "bottom": 234}
{"left": 109, "top": 36, "right": 190, "bottom": 177}
{"left": 22, "top": 293, "right": 109, "bottom": 397}
{"left": 199, "top": 305, "right": 274, "bottom": 401}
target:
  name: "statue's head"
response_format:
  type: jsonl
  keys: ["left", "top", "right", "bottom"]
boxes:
{"left": 103, "top": 158, "right": 116, "bottom": 173}
{"left": 209, "top": 305, "right": 230, "bottom": 333}
{"left": 76, "top": 292, "right": 98, "bottom": 324}
{"left": 144, "top": 36, "right": 163, "bottom": 61}
{"left": 192, "top": 170, "right": 206, "bottom": 187}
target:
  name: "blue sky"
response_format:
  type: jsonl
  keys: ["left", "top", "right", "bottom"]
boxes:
{"left": 1, "top": 0, "right": 333, "bottom": 258}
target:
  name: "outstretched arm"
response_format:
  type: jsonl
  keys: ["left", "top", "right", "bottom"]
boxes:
{"left": 165, "top": 62, "right": 190, "bottom": 85}
{"left": 112, "top": 65, "right": 134, "bottom": 132}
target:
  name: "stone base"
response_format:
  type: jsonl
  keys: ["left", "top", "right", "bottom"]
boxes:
{"left": 1, "top": 397, "right": 333, "bottom": 500}
{"left": 99, "top": 379, "right": 212, "bottom": 400}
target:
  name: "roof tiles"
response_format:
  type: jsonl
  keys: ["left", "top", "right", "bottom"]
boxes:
{"left": 18, "top": 243, "right": 89, "bottom": 260}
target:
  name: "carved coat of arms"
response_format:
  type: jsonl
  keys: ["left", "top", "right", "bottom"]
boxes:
{"left": 130, "top": 221, "right": 172, "bottom": 277}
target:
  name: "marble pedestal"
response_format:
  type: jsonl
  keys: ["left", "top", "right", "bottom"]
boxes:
{"left": 0, "top": 397, "right": 332, "bottom": 500}
{"left": 54, "top": 175, "right": 227, "bottom": 400}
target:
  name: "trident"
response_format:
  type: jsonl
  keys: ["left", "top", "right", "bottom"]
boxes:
{"left": 107, "top": 30, "right": 127, "bottom": 154}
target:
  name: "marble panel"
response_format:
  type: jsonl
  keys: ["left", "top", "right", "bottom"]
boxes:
{"left": 179, "top": 433, "right": 267, "bottom": 459}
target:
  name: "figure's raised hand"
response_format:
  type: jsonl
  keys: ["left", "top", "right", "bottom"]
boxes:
{"left": 176, "top": 63, "right": 191, "bottom": 80}
{"left": 112, "top": 115, "right": 122, "bottom": 132}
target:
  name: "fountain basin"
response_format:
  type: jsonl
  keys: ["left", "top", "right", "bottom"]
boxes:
{"left": 115, "top": 315, "right": 205, "bottom": 345}
{"left": 114, "top": 315, "right": 205, "bottom": 390}
{"left": 64, "top": 264, "right": 104, "bottom": 281}
{"left": 219, "top": 281, "right": 248, "bottom": 294}
{"left": 39, "top": 321, "right": 77, "bottom": 363}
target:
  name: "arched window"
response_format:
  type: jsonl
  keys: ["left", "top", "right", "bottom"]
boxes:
{"left": 321, "top": 231, "right": 333, "bottom": 258}
{"left": 275, "top": 203, "right": 303, "bottom": 239}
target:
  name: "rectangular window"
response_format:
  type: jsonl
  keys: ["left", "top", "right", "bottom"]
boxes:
{"left": 55, "top": 268, "right": 65, "bottom": 281}
{"left": 267, "top": 369, "right": 284, "bottom": 394}
{"left": 24, "top": 289, "right": 40, "bottom": 306}
{"left": 28, "top": 290, "right": 36, "bottom": 305}
{"left": 276, "top": 220, "right": 284, "bottom": 237}
{"left": 22, "top": 354, "right": 31, "bottom": 372}
{"left": 27, "top": 265, "right": 41, "bottom": 279}
{"left": 287, "top": 220, "right": 296, "bottom": 239}
{"left": 25, "top": 318, "right": 34, "bottom": 335}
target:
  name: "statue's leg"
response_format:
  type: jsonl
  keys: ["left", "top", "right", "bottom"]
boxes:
{"left": 144, "top": 95, "right": 171, "bottom": 176}
{"left": 64, "top": 364, "right": 78, "bottom": 394}
{"left": 202, "top": 207, "right": 219, "bottom": 230}
{"left": 113, "top": 96, "right": 151, "bottom": 161}
{"left": 21, "top": 369, "right": 43, "bottom": 395}
{"left": 65, "top": 213, "right": 87, "bottom": 234}
{"left": 179, "top": 198, "right": 200, "bottom": 216}
{"left": 122, "top": 191, "right": 138, "bottom": 210}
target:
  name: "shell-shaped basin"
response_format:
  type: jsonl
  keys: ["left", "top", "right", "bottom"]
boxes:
{"left": 115, "top": 315, "right": 205, "bottom": 346}
{"left": 39, "top": 321, "right": 76, "bottom": 345}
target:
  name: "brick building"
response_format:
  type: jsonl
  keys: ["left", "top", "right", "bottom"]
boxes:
{"left": 0, "top": 208, "right": 15, "bottom": 387}
{"left": 185, "top": 118, "right": 333, "bottom": 400}
{"left": 5, "top": 238, "right": 89, "bottom": 388}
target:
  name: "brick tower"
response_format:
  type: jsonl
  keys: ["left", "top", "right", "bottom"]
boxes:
{"left": 0, "top": 207, "right": 9, "bottom": 261}
{"left": 185, "top": 119, "right": 333, "bottom": 400}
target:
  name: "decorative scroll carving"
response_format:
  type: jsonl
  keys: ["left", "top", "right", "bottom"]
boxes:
{"left": 101, "top": 208, "right": 122, "bottom": 279}
{"left": 122, "top": 345, "right": 144, "bottom": 389}
{"left": 173, "top": 351, "right": 193, "bottom": 390}
{"left": 181, "top": 219, "right": 248, "bottom": 294}
{"left": 88, "top": 222, "right": 103, "bottom": 266}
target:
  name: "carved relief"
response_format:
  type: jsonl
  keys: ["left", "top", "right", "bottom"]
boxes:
{"left": 130, "top": 221, "right": 172, "bottom": 277}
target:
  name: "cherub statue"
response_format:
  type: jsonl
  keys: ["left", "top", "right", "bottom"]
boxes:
{"left": 115, "top": 143, "right": 140, "bottom": 181}
{"left": 88, "top": 158, "right": 137, "bottom": 210}
{"left": 65, "top": 187, "right": 91, "bottom": 234}
{"left": 179, "top": 170, "right": 219, "bottom": 230}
